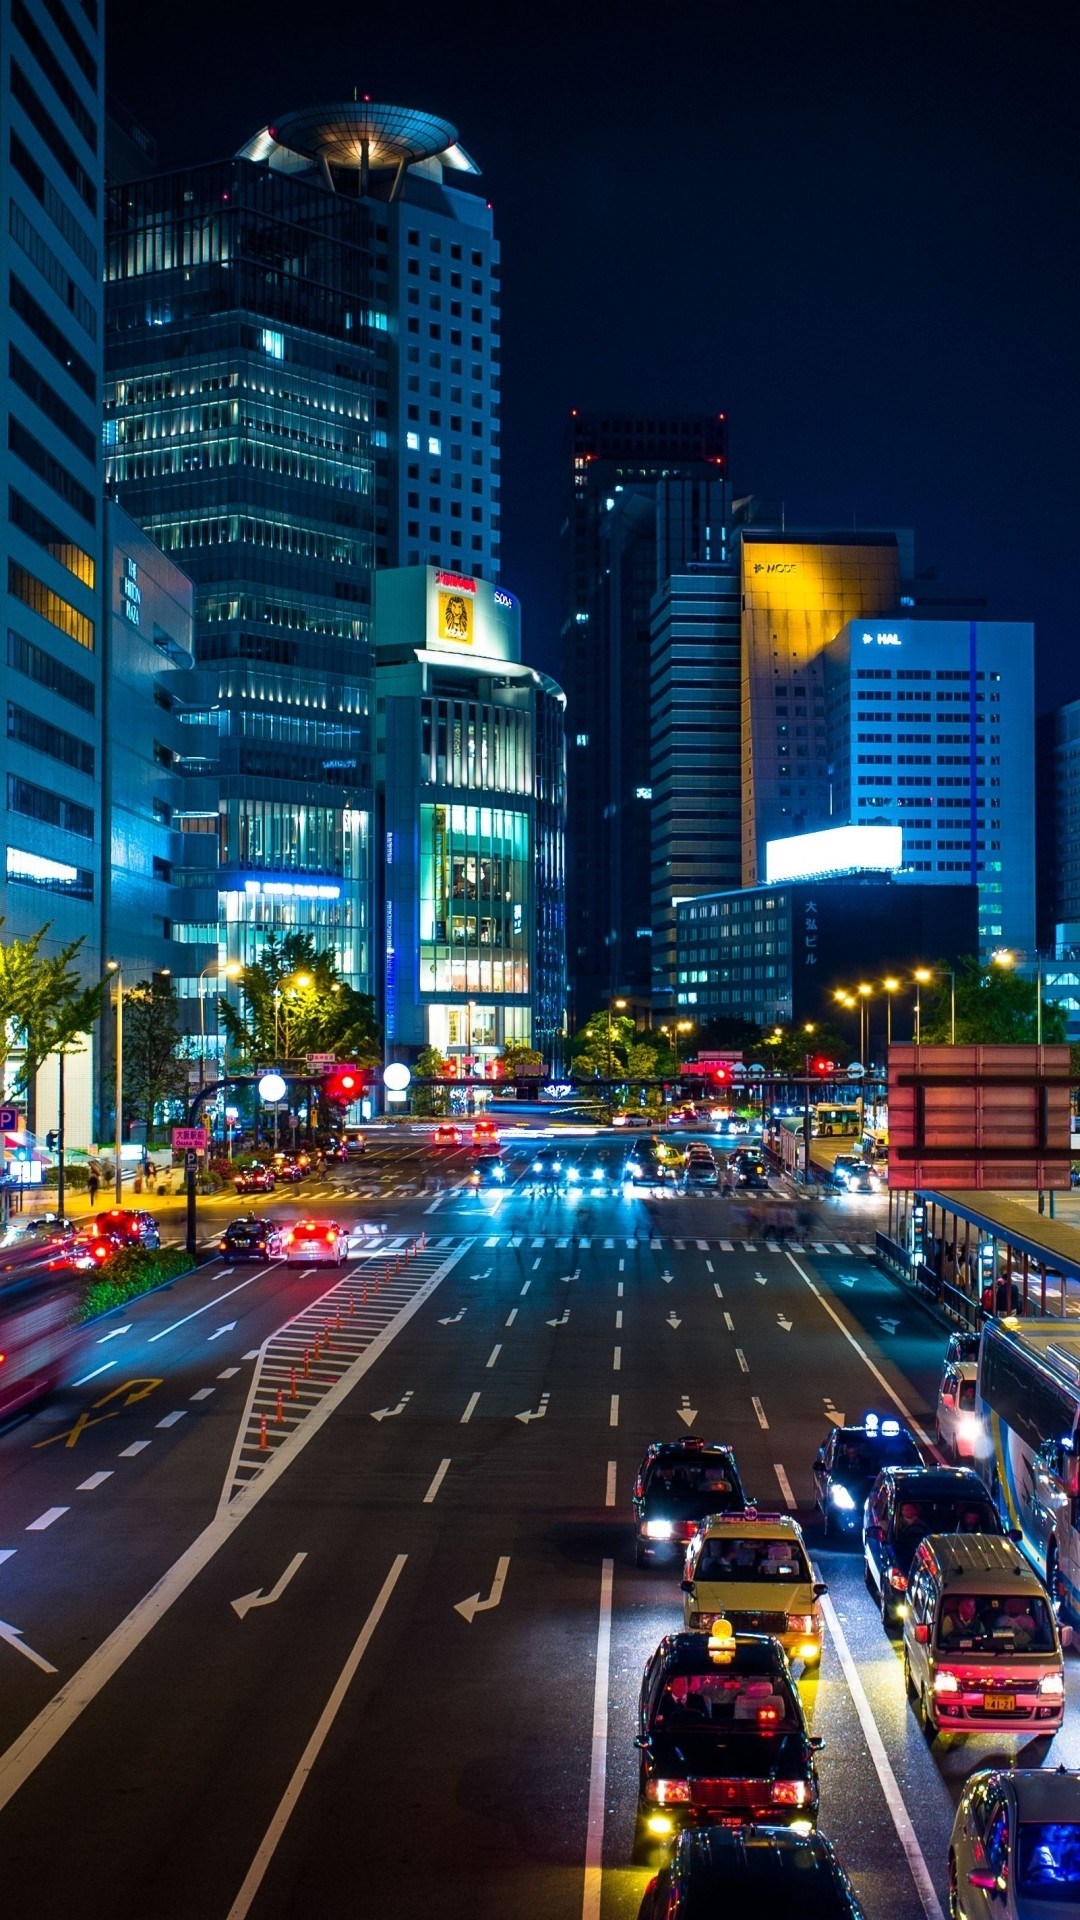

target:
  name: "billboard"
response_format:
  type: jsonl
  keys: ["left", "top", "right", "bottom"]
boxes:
{"left": 765, "top": 824, "right": 902, "bottom": 884}
{"left": 887, "top": 1044, "right": 1072, "bottom": 1190}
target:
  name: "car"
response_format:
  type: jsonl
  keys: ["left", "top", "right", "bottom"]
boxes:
{"left": 733, "top": 1166, "right": 770, "bottom": 1191}
{"left": 948, "top": 1767, "right": 1080, "bottom": 1917}
{"left": 684, "top": 1157, "right": 718, "bottom": 1187}
{"left": 614, "top": 1111, "right": 653, "bottom": 1128}
{"left": 903, "top": 1534, "right": 1066, "bottom": 1738}
{"left": 471, "top": 1118, "right": 499, "bottom": 1146}
{"left": 91, "top": 1207, "right": 161, "bottom": 1250}
{"left": 432, "top": 1123, "right": 461, "bottom": 1147}
{"left": 638, "top": 1825, "right": 867, "bottom": 1920}
{"left": 945, "top": 1329, "right": 982, "bottom": 1368}
{"left": 635, "top": 1626, "right": 822, "bottom": 1855}
{"left": 935, "top": 1360, "right": 981, "bottom": 1460}
{"left": 272, "top": 1156, "right": 305, "bottom": 1183}
{"left": 812, "top": 1415, "right": 924, "bottom": 1536}
{"left": 528, "top": 1150, "right": 565, "bottom": 1191}
{"left": 829, "top": 1154, "right": 870, "bottom": 1190}
{"left": 468, "top": 1151, "right": 506, "bottom": 1189}
{"left": 633, "top": 1439, "right": 747, "bottom": 1566}
{"left": 218, "top": 1216, "right": 285, "bottom": 1261}
{"left": 324, "top": 1142, "right": 349, "bottom": 1164}
{"left": 862, "top": 1466, "right": 1002, "bottom": 1629}
{"left": 61, "top": 1226, "right": 126, "bottom": 1271}
{"left": 0, "top": 1214, "right": 74, "bottom": 1271}
{"left": 843, "top": 1165, "right": 877, "bottom": 1196}
{"left": 682, "top": 1509, "right": 827, "bottom": 1667}
{"left": 234, "top": 1164, "right": 276, "bottom": 1194}
{"left": 283, "top": 1219, "right": 350, "bottom": 1265}
{"left": 343, "top": 1132, "right": 367, "bottom": 1157}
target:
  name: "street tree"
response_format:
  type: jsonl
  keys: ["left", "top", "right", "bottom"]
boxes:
{"left": 918, "top": 957, "right": 1066, "bottom": 1046}
{"left": 414, "top": 1045, "right": 451, "bottom": 1116}
{"left": 570, "top": 1010, "right": 636, "bottom": 1079}
{"left": 123, "top": 977, "right": 188, "bottom": 1144}
{"left": 218, "top": 934, "right": 380, "bottom": 1068}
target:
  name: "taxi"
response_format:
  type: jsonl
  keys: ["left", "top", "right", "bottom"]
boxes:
{"left": 680, "top": 1511, "right": 827, "bottom": 1668}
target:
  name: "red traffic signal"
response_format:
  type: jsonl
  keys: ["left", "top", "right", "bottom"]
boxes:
{"left": 323, "top": 1063, "right": 363, "bottom": 1103}
{"left": 813, "top": 1057, "right": 835, "bottom": 1075}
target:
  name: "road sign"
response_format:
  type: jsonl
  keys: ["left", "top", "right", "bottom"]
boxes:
{"left": 172, "top": 1127, "right": 208, "bottom": 1151}
{"left": 306, "top": 1053, "right": 337, "bottom": 1070}
{"left": 0, "top": 1107, "right": 20, "bottom": 1130}
{"left": 184, "top": 1149, "right": 198, "bottom": 1172}
{"left": 847, "top": 1062, "right": 864, "bottom": 1078}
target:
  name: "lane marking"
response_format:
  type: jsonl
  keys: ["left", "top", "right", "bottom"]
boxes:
{"left": 96, "top": 1325, "right": 131, "bottom": 1345}
{"left": 485, "top": 1345, "right": 502, "bottom": 1369}
{"left": 618, "top": 1258, "right": 625, "bottom": 1272}
{"left": 190, "top": 1388, "right": 214, "bottom": 1402}
{"left": 454, "top": 1554, "right": 510, "bottom": 1623}
{"left": 519, "top": 1281, "right": 530, "bottom": 1296}
{"left": 156, "top": 1412, "right": 186, "bottom": 1429}
{"left": 72, "top": 1362, "right": 116, "bottom": 1387}
{"left": 723, "top": 1311, "right": 734, "bottom": 1331}
{"left": 735, "top": 1348, "right": 749, "bottom": 1373}
{"left": 532, "top": 1256, "right": 541, "bottom": 1270}
{"left": 612, "top": 1346, "right": 621, "bottom": 1371}
{"left": 225, "top": 1555, "right": 408, "bottom": 1920}
{"left": 615, "top": 1310, "right": 623, "bottom": 1329}
{"left": 581, "top": 1559, "right": 614, "bottom": 1920}
{"left": 774, "top": 1464, "right": 797, "bottom": 1510}
{"left": 505, "top": 1309, "right": 518, "bottom": 1327}
{"left": 423, "top": 1459, "right": 451, "bottom": 1505}
{"left": 819, "top": 1590, "right": 944, "bottom": 1920}
{"left": 751, "top": 1396, "right": 769, "bottom": 1429}
{"left": 148, "top": 1270, "right": 270, "bottom": 1344}
{"left": 605, "top": 1461, "right": 616, "bottom": 1508}
{"left": 217, "top": 1368, "right": 240, "bottom": 1381}
{"left": 617, "top": 1282, "right": 623, "bottom": 1298}
{"left": 0, "top": 1621, "right": 57, "bottom": 1675}
{"left": 705, "top": 1259, "right": 714, "bottom": 1273}
{"left": 713, "top": 1282, "right": 723, "bottom": 1299}
{"left": 609, "top": 1393, "right": 619, "bottom": 1428}
{"left": 26, "top": 1508, "right": 68, "bottom": 1532}
{"left": 118, "top": 1441, "right": 150, "bottom": 1458}
{"left": 76, "top": 1473, "right": 112, "bottom": 1492}
{"left": 0, "top": 1551, "right": 14, "bottom": 1569}
{"left": 784, "top": 1252, "right": 934, "bottom": 1446}
{"left": 460, "top": 1391, "right": 480, "bottom": 1424}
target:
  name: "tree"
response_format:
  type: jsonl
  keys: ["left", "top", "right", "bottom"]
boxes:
{"left": 918, "top": 957, "right": 1066, "bottom": 1046}
{"left": 414, "top": 1045, "right": 451, "bottom": 1116}
{"left": 0, "top": 922, "right": 102, "bottom": 1098}
{"left": 570, "top": 1010, "right": 636, "bottom": 1079}
{"left": 123, "top": 977, "right": 187, "bottom": 1144}
{"left": 218, "top": 934, "right": 380, "bottom": 1069}
{"left": 38, "top": 976, "right": 107, "bottom": 1217}
{"left": 498, "top": 1041, "right": 544, "bottom": 1080}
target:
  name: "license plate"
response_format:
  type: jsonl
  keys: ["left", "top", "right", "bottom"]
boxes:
{"left": 984, "top": 1692, "right": 1016, "bottom": 1712}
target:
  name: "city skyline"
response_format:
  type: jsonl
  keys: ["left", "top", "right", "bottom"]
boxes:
{"left": 105, "top": 1, "right": 1080, "bottom": 709}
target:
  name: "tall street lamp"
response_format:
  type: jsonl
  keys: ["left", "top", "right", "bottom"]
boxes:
{"left": 857, "top": 983, "right": 873, "bottom": 1066}
{"left": 914, "top": 965, "right": 956, "bottom": 1045}
{"left": 675, "top": 1018, "right": 693, "bottom": 1077}
{"left": 992, "top": 947, "right": 1044, "bottom": 1045}
{"left": 105, "top": 961, "right": 123, "bottom": 1204}
{"left": 199, "top": 959, "right": 243, "bottom": 1086}
{"left": 606, "top": 997, "right": 627, "bottom": 1081}
{"left": 882, "top": 976, "right": 900, "bottom": 1048}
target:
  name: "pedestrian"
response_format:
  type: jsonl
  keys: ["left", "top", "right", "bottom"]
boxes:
{"left": 87, "top": 1167, "right": 99, "bottom": 1209}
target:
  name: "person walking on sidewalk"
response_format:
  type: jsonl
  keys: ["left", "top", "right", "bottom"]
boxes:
{"left": 87, "top": 1167, "right": 100, "bottom": 1209}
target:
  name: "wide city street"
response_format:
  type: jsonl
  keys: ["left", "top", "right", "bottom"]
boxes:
{"left": 0, "top": 1125, "right": 1067, "bottom": 1919}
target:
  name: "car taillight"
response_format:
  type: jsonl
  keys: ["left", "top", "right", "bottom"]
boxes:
{"left": 933, "top": 1670, "right": 960, "bottom": 1695}
{"left": 887, "top": 1569, "right": 909, "bottom": 1591}
{"left": 93, "top": 1243, "right": 109, "bottom": 1259}
{"left": 785, "top": 1613, "right": 815, "bottom": 1634}
{"left": 770, "top": 1780, "right": 810, "bottom": 1806}
{"left": 326, "top": 1231, "right": 336, "bottom": 1244}
{"left": 645, "top": 1779, "right": 691, "bottom": 1804}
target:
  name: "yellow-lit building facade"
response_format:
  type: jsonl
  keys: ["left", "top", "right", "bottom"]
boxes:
{"left": 739, "top": 535, "right": 903, "bottom": 884}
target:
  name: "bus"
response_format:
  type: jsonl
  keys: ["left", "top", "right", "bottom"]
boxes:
{"left": 811, "top": 1104, "right": 861, "bottom": 1137}
{"left": 0, "top": 1269, "right": 80, "bottom": 1422}
{"left": 976, "top": 1318, "right": 1080, "bottom": 1622}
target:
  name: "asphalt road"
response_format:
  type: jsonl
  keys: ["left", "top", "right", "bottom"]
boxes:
{"left": 1, "top": 1132, "right": 1077, "bottom": 1918}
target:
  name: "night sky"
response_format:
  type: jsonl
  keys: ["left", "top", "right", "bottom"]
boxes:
{"left": 107, "top": 0, "right": 1079, "bottom": 708}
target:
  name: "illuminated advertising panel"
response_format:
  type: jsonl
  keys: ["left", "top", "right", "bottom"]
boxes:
{"left": 765, "top": 824, "right": 902, "bottom": 884}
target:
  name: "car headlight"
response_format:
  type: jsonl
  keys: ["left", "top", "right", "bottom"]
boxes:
{"left": 644, "top": 1520, "right": 673, "bottom": 1541}
{"left": 933, "top": 1670, "right": 960, "bottom": 1695}
{"left": 532, "top": 1161, "right": 542, "bottom": 1173}
{"left": 957, "top": 1414, "right": 980, "bottom": 1442}
{"left": 566, "top": 1166, "right": 581, "bottom": 1182}
{"left": 1039, "top": 1673, "right": 1065, "bottom": 1697}
{"left": 627, "top": 1161, "right": 641, "bottom": 1177}
{"left": 830, "top": 1483, "right": 857, "bottom": 1510}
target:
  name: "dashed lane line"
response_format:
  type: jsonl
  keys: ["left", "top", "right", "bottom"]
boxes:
{"left": 785, "top": 1251, "right": 934, "bottom": 1449}
{"left": 26, "top": 1508, "right": 68, "bottom": 1532}
{"left": 751, "top": 1397, "right": 769, "bottom": 1429}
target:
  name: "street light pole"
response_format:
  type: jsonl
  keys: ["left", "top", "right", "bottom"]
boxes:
{"left": 106, "top": 962, "right": 123, "bottom": 1204}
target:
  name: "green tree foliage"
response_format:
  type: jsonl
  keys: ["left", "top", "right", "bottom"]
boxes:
{"left": 123, "top": 977, "right": 187, "bottom": 1142}
{"left": 413, "top": 1045, "right": 451, "bottom": 1116}
{"left": 498, "top": 1041, "right": 544, "bottom": 1078}
{"left": 570, "top": 1010, "right": 636, "bottom": 1079}
{"left": 0, "top": 922, "right": 104, "bottom": 1095}
{"left": 918, "top": 957, "right": 1066, "bottom": 1046}
{"left": 218, "top": 934, "right": 380, "bottom": 1068}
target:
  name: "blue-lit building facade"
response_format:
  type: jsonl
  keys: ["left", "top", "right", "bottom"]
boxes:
{"left": 375, "top": 567, "right": 565, "bottom": 1068}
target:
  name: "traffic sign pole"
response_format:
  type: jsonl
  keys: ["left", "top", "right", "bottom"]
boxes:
{"left": 185, "top": 1147, "right": 198, "bottom": 1258}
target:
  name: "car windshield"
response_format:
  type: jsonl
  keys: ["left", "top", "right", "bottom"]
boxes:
{"left": 645, "top": 1460, "right": 739, "bottom": 1512}
{"left": 892, "top": 1497, "right": 995, "bottom": 1537}
{"left": 696, "top": 1539, "right": 810, "bottom": 1582}
{"left": 653, "top": 1673, "right": 797, "bottom": 1730}
{"left": 936, "top": 1592, "right": 1055, "bottom": 1652}
{"left": 1017, "top": 1823, "right": 1080, "bottom": 1901}
{"left": 835, "top": 1435, "right": 919, "bottom": 1475}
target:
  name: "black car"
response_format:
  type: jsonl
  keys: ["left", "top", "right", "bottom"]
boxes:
{"left": 638, "top": 1825, "right": 866, "bottom": 1920}
{"left": 468, "top": 1150, "right": 507, "bottom": 1190}
{"left": 812, "top": 1416, "right": 923, "bottom": 1536}
{"left": 945, "top": 1329, "right": 981, "bottom": 1367}
{"left": 635, "top": 1630, "right": 821, "bottom": 1855}
{"left": 218, "top": 1216, "right": 285, "bottom": 1261}
{"left": 732, "top": 1162, "right": 769, "bottom": 1191}
{"left": 862, "top": 1466, "right": 1003, "bottom": 1628}
{"left": 633, "top": 1439, "right": 748, "bottom": 1566}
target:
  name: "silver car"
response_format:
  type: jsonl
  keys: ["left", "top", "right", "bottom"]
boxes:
{"left": 949, "top": 1767, "right": 1080, "bottom": 1916}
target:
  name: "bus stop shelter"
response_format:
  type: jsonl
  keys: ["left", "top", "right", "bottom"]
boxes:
{"left": 884, "top": 1188, "right": 1080, "bottom": 1324}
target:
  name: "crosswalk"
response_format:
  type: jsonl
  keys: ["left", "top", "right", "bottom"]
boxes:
{"left": 363, "top": 1231, "right": 877, "bottom": 1257}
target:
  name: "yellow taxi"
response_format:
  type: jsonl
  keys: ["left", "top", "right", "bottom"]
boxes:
{"left": 680, "top": 1510, "right": 827, "bottom": 1668}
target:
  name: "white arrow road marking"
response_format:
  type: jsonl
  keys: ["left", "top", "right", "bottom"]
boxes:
{"left": 823, "top": 1397, "right": 845, "bottom": 1428}
{"left": 677, "top": 1395, "right": 697, "bottom": 1428}
{"left": 0, "top": 1621, "right": 57, "bottom": 1675}
{"left": 877, "top": 1317, "right": 899, "bottom": 1336}
{"left": 0, "top": 1551, "right": 14, "bottom": 1569}
{"left": 840, "top": 1274, "right": 859, "bottom": 1288}
{"left": 209, "top": 1322, "right": 237, "bottom": 1341}
{"left": 660, "top": 1270, "right": 673, "bottom": 1284}
{"left": 516, "top": 1392, "right": 550, "bottom": 1425}
{"left": 754, "top": 1272, "right": 767, "bottom": 1285}
{"left": 370, "top": 1390, "right": 414, "bottom": 1422}
{"left": 231, "top": 1552, "right": 308, "bottom": 1621}
{"left": 777, "top": 1314, "right": 793, "bottom": 1333}
{"left": 454, "top": 1554, "right": 510, "bottom": 1624}
{"left": 546, "top": 1309, "right": 570, "bottom": 1327}
{"left": 96, "top": 1324, "right": 131, "bottom": 1344}
{"left": 667, "top": 1312, "right": 681, "bottom": 1329}
{"left": 438, "top": 1308, "right": 467, "bottom": 1325}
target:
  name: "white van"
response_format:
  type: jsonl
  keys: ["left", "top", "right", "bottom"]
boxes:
{"left": 902, "top": 1533, "right": 1067, "bottom": 1736}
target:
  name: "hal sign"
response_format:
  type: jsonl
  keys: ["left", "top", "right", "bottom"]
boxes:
{"left": 172, "top": 1127, "right": 208, "bottom": 1152}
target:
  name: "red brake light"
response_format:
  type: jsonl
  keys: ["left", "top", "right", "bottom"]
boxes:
{"left": 757, "top": 1706, "right": 780, "bottom": 1724}
{"left": 326, "top": 1230, "right": 335, "bottom": 1243}
{"left": 93, "top": 1242, "right": 109, "bottom": 1259}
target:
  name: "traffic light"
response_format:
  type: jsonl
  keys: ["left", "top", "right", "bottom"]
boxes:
{"left": 812, "top": 1057, "right": 835, "bottom": 1076}
{"left": 45, "top": 1130, "right": 59, "bottom": 1151}
{"left": 323, "top": 1063, "right": 363, "bottom": 1105}
{"left": 713, "top": 1065, "right": 731, "bottom": 1087}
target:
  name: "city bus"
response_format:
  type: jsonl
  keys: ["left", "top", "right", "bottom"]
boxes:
{"left": 811, "top": 1104, "right": 861, "bottom": 1137}
{"left": 977, "top": 1318, "right": 1080, "bottom": 1622}
{"left": 0, "top": 1269, "right": 81, "bottom": 1422}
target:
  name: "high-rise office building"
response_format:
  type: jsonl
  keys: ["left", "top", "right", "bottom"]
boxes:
{"left": 560, "top": 414, "right": 726, "bottom": 1018}
{"left": 375, "top": 566, "right": 565, "bottom": 1064}
{"left": 1, "top": 0, "right": 105, "bottom": 961}
{"left": 739, "top": 532, "right": 905, "bottom": 886}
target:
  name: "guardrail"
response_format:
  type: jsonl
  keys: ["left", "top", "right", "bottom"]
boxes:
{"left": 874, "top": 1231, "right": 1045, "bottom": 1327}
